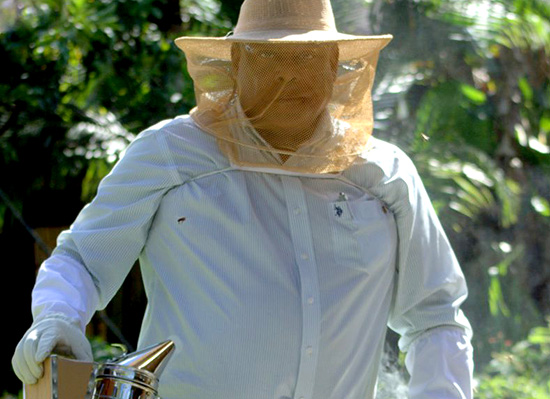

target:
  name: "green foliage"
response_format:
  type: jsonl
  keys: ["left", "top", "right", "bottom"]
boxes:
{"left": 414, "top": 149, "right": 521, "bottom": 230}
{"left": 89, "top": 335, "right": 128, "bottom": 363}
{"left": 413, "top": 81, "right": 495, "bottom": 155}
{"left": 487, "top": 245, "right": 523, "bottom": 317}
{"left": 0, "top": 0, "right": 234, "bottom": 228}
{"left": 531, "top": 195, "right": 550, "bottom": 217}
{"left": 0, "top": 392, "right": 22, "bottom": 399}
{"left": 475, "top": 320, "right": 550, "bottom": 399}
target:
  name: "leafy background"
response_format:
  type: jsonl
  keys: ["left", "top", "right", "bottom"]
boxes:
{"left": 1, "top": 0, "right": 550, "bottom": 397}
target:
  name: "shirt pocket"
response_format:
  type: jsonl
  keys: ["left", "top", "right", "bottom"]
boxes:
{"left": 328, "top": 197, "right": 396, "bottom": 272}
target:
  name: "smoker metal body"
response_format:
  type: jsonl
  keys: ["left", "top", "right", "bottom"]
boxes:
{"left": 91, "top": 340, "right": 175, "bottom": 399}
{"left": 24, "top": 340, "right": 175, "bottom": 399}
{"left": 92, "top": 366, "right": 157, "bottom": 399}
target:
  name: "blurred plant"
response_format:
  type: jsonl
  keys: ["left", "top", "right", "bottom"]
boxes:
{"left": 89, "top": 335, "right": 128, "bottom": 363}
{"left": 0, "top": 0, "right": 236, "bottom": 226}
{"left": 487, "top": 245, "right": 523, "bottom": 317}
{"left": 0, "top": 392, "right": 22, "bottom": 399}
{"left": 475, "top": 319, "right": 550, "bottom": 398}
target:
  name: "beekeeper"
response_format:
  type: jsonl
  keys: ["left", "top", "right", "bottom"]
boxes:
{"left": 13, "top": 0, "right": 474, "bottom": 398}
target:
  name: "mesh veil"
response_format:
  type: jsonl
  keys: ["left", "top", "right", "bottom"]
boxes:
{"left": 181, "top": 39, "right": 387, "bottom": 174}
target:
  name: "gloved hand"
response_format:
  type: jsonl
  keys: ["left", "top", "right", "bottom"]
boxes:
{"left": 12, "top": 314, "right": 93, "bottom": 385}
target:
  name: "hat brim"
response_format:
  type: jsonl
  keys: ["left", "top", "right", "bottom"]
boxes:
{"left": 174, "top": 31, "right": 393, "bottom": 61}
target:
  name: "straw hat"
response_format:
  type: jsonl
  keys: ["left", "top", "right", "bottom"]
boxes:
{"left": 174, "top": 0, "right": 393, "bottom": 61}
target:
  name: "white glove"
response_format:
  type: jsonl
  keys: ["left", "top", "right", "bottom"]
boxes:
{"left": 12, "top": 314, "right": 93, "bottom": 385}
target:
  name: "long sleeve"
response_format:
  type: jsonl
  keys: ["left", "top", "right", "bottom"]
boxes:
{"left": 383, "top": 154, "right": 473, "bottom": 398}
{"left": 405, "top": 327, "right": 473, "bottom": 399}
{"left": 32, "top": 126, "right": 182, "bottom": 330}
{"left": 348, "top": 140, "right": 474, "bottom": 398}
{"left": 385, "top": 160, "right": 472, "bottom": 348}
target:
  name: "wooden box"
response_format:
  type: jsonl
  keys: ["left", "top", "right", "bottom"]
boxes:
{"left": 24, "top": 356, "right": 95, "bottom": 399}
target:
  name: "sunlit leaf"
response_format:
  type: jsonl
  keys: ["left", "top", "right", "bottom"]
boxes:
{"left": 540, "top": 115, "right": 550, "bottom": 133}
{"left": 518, "top": 76, "right": 533, "bottom": 102}
{"left": 531, "top": 196, "right": 550, "bottom": 217}
{"left": 489, "top": 275, "right": 511, "bottom": 317}
{"left": 461, "top": 83, "right": 487, "bottom": 104}
{"left": 528, "top": 326, "right": 550, "bottom": 345}
{"left": 449, "top": 200, "right": 476, "bottom": 218}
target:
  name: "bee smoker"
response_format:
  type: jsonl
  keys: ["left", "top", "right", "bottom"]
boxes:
{"left": 91, "top": 340, "right": 176, "bottom": 399}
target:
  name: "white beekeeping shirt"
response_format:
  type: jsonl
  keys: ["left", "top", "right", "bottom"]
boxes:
{"left": 32, "top": 115, "right": 473, "bottom": 399}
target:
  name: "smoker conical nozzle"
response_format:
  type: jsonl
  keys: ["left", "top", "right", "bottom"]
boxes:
{"left": 112, "top": 340, "right": 176, "bottom": 378}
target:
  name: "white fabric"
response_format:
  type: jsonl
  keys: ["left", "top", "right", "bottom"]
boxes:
{"left": 29, "top": 115, "right": 472, "bottom": 399}
{"left": 406, "top": 327, "right": 474, "bottom": 399}
{"left": 12, "top": 313, "right": 93, "bottom": 385}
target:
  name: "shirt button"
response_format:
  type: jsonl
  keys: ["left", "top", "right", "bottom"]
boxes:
{"left": 301, "top": 253, "right": 309, "bottom": 260}
{"left": 294, "top": 208, "right": 302, "bottom": 215}
{"left": 307, "top": 297, "right": 314, "bottom": 305}
{"left": 306, "top": 346, "right": 313, "bottom": 356}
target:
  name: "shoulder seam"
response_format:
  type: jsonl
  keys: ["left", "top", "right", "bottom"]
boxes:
{"left": 152, "top": 130, "right": 185, "bottom": 186}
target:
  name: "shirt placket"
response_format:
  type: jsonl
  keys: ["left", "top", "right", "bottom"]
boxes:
{"left": 281, "top": 176, "right": 321, "bottom": 399}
